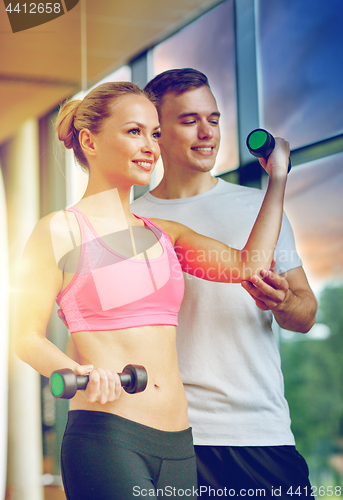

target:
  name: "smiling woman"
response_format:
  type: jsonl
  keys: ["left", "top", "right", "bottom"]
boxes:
{"left": 56, "top": 82, "right": 160, "bottom": 177}
{"left": 76, "top": 96, "right": 160, "bottom": 192}
{"left": 14, "top": 81, "right": 290, "bottom": 499}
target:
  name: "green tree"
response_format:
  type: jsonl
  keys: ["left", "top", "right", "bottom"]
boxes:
{"left": 281, "top": 283, "right": 343, "bottom": 484}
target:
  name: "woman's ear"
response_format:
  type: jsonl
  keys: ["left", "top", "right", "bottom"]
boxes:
{"left": 79, "top": 129, "right": 97, "bottom": 158}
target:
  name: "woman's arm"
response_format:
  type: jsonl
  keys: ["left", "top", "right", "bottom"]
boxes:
{"left": 14, "top": 213, "right": 75, "bottom": 375}
{"left": 14, "top": 213, "right": 121, "bottom": 403}
{"left": 157, "top": 138, "right": 290, "bottom": 283}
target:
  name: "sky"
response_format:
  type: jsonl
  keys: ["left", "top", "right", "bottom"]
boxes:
{"left": 258, "top": 0, "right": 343, "bottom": 147}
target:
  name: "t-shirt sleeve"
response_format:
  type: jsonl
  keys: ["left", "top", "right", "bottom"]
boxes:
{"left": 274, "top": 211, "right": 303, "bottom": 274}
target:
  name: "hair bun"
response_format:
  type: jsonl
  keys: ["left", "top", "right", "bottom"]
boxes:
{"left": 56, "top": 100, "right": 82, "bottom": 149}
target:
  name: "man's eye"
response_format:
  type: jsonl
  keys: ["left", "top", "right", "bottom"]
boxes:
{"left": 182, "top": 121, "right": 196, "bottom": 125}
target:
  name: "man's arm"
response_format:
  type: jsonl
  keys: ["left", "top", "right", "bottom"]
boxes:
{"left": 241, "top": 260, "right": 317, "bottom": 333}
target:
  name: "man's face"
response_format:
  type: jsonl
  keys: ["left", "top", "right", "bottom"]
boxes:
{"left": 158, "top": 86, "right": 221, "bottom": 174}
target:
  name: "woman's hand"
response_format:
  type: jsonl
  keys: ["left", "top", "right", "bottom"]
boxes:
{"left": 259, "top": 137, "right": 290, "bottom": 180}
{"left": 241, "top": 258, "right": 290, "bottom": 310}
{"left": 75, "top": 365, "right": 122, "bottom": 404}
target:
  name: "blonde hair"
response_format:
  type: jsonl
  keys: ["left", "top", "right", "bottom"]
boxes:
{"left": 56, "top": 82, "right": 152, "bottom": 170}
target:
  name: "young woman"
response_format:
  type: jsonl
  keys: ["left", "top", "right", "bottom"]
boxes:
{"left": 14, "top": 82, "right": 290, "bottom": 500}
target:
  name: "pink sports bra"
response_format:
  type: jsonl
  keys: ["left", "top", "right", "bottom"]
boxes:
{"left": 56, "top": 207, "right": 184, "bottom": 333}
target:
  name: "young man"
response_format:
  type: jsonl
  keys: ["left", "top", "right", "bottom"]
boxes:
{"left": 131, "top": 68, "right": 317, "bottom": 498}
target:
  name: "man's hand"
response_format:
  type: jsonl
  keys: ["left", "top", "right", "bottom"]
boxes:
{"left": 241, "top": 258, "right": 290, "bottom": 311}
{"left": 241, "top": 259, "right": 317, "bottom": 333}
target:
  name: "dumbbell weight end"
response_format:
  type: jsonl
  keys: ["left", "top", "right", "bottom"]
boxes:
{"left": 246, "top": 128, "right": 291, "bottom": 173}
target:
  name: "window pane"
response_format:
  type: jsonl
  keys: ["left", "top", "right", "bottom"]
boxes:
{"left": 284, "top": 153, "right": 343, "bottom": 289}
{"left": 282, "top": 154, "right": 343, "bottom": 486}
{"left": 257, "top": 0, "right": 343, "bottom": 148}
{"left": 151, "top": 0, "right": 238, "bottom": 175}
{"left": 93, "top": 65, "right": 131, "bottom": 86}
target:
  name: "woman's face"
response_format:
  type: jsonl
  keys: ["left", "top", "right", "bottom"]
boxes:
{"left": 90, "top": 94, "right": 161, "bottom": 188}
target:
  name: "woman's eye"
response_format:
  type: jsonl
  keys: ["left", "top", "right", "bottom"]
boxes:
{"left": 129, "top": 128, "right": 140, "bottom": 135}
{"left": 152, "top": 131, "right": 161, "bottom": 139}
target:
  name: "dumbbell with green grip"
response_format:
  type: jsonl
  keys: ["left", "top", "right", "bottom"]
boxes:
{"left": 49, "top": 364, "right": 147, "bottom": 399}
{"left": 246, "top": 128, "right": 291, "bottom": 173}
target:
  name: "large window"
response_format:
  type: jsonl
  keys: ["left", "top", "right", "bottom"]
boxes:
{"left": 257, "top": 0, "right": 343, "bottom": 148}
{"left": 256, "top": 0, "right": 343, "bottom": 487}
{"left": 284, "top": 153, "right": 343, "bottom": 289}
{"left": 152, "top": 0, "right": 238, "bottom": 175}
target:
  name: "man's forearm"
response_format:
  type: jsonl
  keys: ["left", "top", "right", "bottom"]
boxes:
{"left": 273, "top": 289, "right": 317, "bottom": 333}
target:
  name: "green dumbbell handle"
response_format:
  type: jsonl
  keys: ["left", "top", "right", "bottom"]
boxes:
{"left": 246, "top": 128, "right": 291, "bottom": 173}
{"left": 49, "top": 364, "right": 147, "bottom": 399}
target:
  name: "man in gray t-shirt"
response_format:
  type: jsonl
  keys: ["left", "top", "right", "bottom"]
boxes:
{"left": 131, "top": 68, "right": 317, "bottom": 498}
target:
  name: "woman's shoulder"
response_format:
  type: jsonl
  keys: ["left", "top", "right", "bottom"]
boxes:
{"left": 25, "top": 210, "right": 81, "bottom": 266}
{"left": 29, "top": 210, "right": 77, "bottom": 241}
{"left": 148, "top": 218, "right": 189, "bottom": 246}
{"left": 27, "top": 211, "right": 60, "bottom": 246}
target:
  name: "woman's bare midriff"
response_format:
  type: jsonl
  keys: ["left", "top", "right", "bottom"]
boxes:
{"left": 69, "top": 324, "right": 189, "bottom": 432}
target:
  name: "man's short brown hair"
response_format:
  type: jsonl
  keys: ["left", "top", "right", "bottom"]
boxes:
{"left": 144, "top": 68, "right": 210, "bottom": 116}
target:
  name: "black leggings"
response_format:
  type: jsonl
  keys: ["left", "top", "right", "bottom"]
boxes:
{"left": 195, "top": 445, "right": 311, "bottom": 499}
{"left": 61, "top": 410, "right": 197, "bottom": 500}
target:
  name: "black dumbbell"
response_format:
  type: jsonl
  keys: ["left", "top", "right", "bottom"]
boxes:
{"left": 49, "top": 364, "right": 148, "bottom": 399}
{"left": 246, "top": 128, "right": 291, "bottom": 173}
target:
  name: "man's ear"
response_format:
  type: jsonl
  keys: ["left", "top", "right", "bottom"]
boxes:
{"left": 79, "top": 129, "right": 97, "bottom": 157}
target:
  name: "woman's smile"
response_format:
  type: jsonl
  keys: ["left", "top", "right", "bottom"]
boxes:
{"left": 132, "top": 159, "right": 154, "bottom": 171}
